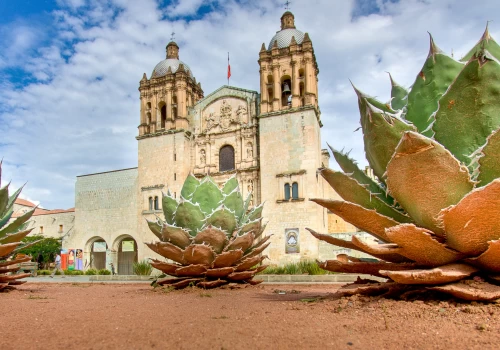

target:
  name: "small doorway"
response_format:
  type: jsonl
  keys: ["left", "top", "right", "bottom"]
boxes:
{"left": 90, "top": 239, "right": 107, "bottom": 270}
{"left": 117, "top": 238, "right": 138, "bottom": 275}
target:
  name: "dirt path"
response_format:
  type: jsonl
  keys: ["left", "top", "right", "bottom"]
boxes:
{"left": 1, "top": 283, "right": 499, "bottom": 349}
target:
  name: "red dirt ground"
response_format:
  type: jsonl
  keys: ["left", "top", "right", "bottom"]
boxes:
{"left": 2, "top": 283, "right": 500, "bottom": 349}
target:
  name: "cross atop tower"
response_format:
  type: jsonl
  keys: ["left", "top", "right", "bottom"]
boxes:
{"left": 284, "top": 1, "right": 291, "bottom": 10}
{"left": 170, "top": 31, "right": 176, "bottom": 41}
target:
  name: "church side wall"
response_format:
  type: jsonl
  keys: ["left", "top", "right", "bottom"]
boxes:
{"left": 65, "top": 168, "right": 138, "bottom": 270}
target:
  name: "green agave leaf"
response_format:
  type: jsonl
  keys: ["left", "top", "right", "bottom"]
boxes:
{"left": 0, "top": 207, "right": 35, "bottom": 238}
{"left": 240, "top": 193, "right": 252, "bottom": 225}
{"left": 204, "top": 205, "right": 237, "bottom": 235}
{"left": 331, "top": 146, "right": 393, "bottom": 206}
{"left": 0, "top": 228, "right": 33, "bottom": 244}
{"left": 460, "top": 24, "right": 500, "bottom": 62}
{"left": 476, "top": 128, "right": 500, "bottom": 186}
{"left": 222, "top": 189, "right": 244, "bottom": 222}
{"left": 245, "top": 202, "right": 264, "bottom": 223}
{"left": 386, "top": 131, "right": 474, "bottom": 236}
{"left": 239, "top": 218, "right": 262, "bottom": 236}
{"left": 173, "top": 200, "right": 205, "bottom": 236}
{"left": 0, "top": 207, "right": 14, "bottom": 229}
{"left": 320, "top": 168, "right": 411, "bottom": 223}
{"left": 0, "top": 183, "right": 9, "bottom": 217}
{"left": 351, "top": 82, "right": 395, "bottom": 114}
{"left": 222, "top": 176, "right": 238, "bottom": 195}
{"left": 388, "top": 72, "right": 408, "bottom": 110}
{"left": 405, "top": 33, "right": 463, "bottom": 136}
{"left": 0, "top": 184, "right": 23, "bottom": 220}
{"left": 146, "top": 219, "right": 162, "bottom": 240}
{"left": 433, "top": 52, "right": 500, "bottom": 166}
{"left": 355, "top": 92, "right": 416, "bottom": 183}
{"left": 162, "top": 192, "right": 177, "bottom": 225}
{"left": 191, "top": 177, "right": 224, "bottom": 214}
{"left": 180, "top": 173, "right": 200, "bottom": 200}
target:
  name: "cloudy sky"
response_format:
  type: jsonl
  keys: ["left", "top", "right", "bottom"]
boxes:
{"left": 0, "top": 0, "right": 498, "bottom": 209}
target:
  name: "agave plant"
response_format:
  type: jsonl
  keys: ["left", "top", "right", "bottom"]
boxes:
{"left": 0, "top": 161, "right": 39, "bottom": 291}
{"left": 308, "top": 25, "right": 500, "bottom": 301}
{"left": 146, "top": 174, "right": 269, "bottom": 289}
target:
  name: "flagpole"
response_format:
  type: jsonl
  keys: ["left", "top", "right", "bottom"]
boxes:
{"left": 227, "top": 52, "right": 230, "bottom": 86}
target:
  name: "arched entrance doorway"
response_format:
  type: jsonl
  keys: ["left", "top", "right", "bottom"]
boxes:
{"left": 86, "top": 238, "right": 108, "bottom": 270}
{"left": 116, "top": 236, "right": 138, "bottom": 275}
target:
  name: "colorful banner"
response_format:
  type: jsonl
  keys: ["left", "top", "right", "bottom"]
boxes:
{"left": 75, "top": 249, "right": 83, "bottom": 270}
{"left": 67, "top": 249, "right": 75, "bottom": 270}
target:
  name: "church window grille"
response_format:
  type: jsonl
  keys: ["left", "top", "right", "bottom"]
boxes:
{"left": 174, "top": 173, "right": 176, "bottom": 181}
{"left": 219, "top": 145, "right": 235, "bottom": 172}
{"left": 284, "top": 183, "right": 291, "bottom": 200}
{"left": 40, "top": 226, "right": 44, "bottom": 234}
{"left": 292, "top": 182, "right": 299, "bottom": 199}
{"left": 154, "top": 196, "right": 159, "bottom": 210}
{"left": 59, "top": 225, "right": 63, "bottom": 233}
{"left": 174, "top": 153, "right": 177, "bottom": 161}
{"left": 148, "top": 197, "right": 153, "bottom": 210}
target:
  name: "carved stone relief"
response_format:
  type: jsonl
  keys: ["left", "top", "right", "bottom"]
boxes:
{"left": 203, "top": 99, "right": 248, "bottom": 133}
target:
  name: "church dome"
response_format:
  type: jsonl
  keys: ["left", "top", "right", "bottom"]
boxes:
{"left": 151, "top": 58, "right": 192, "bottom": 78}
{"left": 268, "top": 28, "right": 305, "bottom": 50}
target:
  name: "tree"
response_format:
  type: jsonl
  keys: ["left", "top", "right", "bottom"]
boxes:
{"left": 18, "top": 235, "right": 61, "bottom": 269}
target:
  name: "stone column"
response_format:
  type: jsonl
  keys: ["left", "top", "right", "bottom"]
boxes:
{"left": 272, "top": 64, "right": 280, "bottom": 111}
{"left": 291, "top": 60, "right": 300, "bottom": 108}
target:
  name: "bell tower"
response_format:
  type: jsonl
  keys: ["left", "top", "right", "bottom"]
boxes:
{"left": 257, "top": 11, "right": 327, "bottom": 264}
{"left": 258, "top": 11, "right": 319, "bottom": 114}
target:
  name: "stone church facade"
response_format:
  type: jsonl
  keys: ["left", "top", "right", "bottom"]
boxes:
{"left": 62, "top": 11, "right": 357, "bottom": 273}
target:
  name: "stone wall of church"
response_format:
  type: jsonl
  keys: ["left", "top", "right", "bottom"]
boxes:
{"left": 64, "top": 168, "right": 139, "bottom": 269}
{"left": 259, "top": 106, "right": 328, "bottom": 265}
{"left": 29, "top": 212, "right": 75, "bottom": 240}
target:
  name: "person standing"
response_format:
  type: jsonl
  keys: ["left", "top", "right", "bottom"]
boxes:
{"left": 50, "top": 252, "right": 65, "bottom": 278}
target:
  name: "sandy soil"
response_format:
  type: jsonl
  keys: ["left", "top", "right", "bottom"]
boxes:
{"left": 1, "top": 283, "right": 500, "bottom": 350}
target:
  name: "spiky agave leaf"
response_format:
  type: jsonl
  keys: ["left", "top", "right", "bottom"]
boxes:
{"left": 475, "top": 128, "right": 500, "bottom": 186}
{"left": 147, "top": 174, "right": 269, "bottom": 289}
{"left": 404, "top": 33, "right": 463, "bottom": 136}
{"left": 460, "top": 23, "right": 500, "bottom": 62}
{"left": 433, "top": 50, "right": 500, "bottom": 166}
{"left": 388, "top": 72, "right": 408, "bottom": 110}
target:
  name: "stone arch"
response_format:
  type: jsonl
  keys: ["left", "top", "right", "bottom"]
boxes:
{"left": 158, "top": 101, "right": 166, "bottom": 128}
{"left": 84, "top": 236, "right": 108, "bottom": 271}
{"left": 281, "top": 75, "right": 292, "bottom": 107}
{"left": 112, "top": 235, "right": 138, "bottom": 275}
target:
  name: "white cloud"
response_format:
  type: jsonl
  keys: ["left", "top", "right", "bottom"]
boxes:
{"left": 1, "top": 0, "right": 499, "bottom": 208}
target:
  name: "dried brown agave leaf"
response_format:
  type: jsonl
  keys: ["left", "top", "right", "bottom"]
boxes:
{"left": 227, "top": 270, "right": 256, "bottom": 281}
{"left": 205, "top": 267, "right": 235, "bottom": 278}
{"left": 146, "top": 242, "right": 185, "bottom": 264}
{"left": 308, "top": 228, "right": 411, "bottom": 263}
{"left": 337, "top": 282, "right": 398, "bottom": 297}
{"left": 192, "top": 226, "right": 228, "bottom": 254}
{"left": 469, "top": 240, "right": 500, "bottom": 273}
{"left": 170, "top": 278, "right": 202, "bottom": 289}
{"left": 149, "top": 260, "right": 180, "bottom": 275}
{"left": 0, "top": 242, "right": 21, "bottom": 258}
{"left": 225, "top": 232, "right": 254, "bottom": 252}
{"left": 379, "top": 263, "right": 478, "bottom": 285}
{"left": 198, "top": 280, "right": 229, "bottom": 289}
{"left": 175, "top": 264, "right": 207, "bottom": 277}
{"left": 0, "top": 273, "right": 31, "bottom": 282}
{"left": 0, "top": 283, "right": 9, "bottom": 290}
{"left": 241, "top": 241, "right": 271, "bottom": 261}
{"left": 386, "top": 131, "right": 473, "bottom": 236}
{"left": 212, "top": 249, "right": 243, "bottom": 268}
{"left": 0, "top": 266, "right": 21, "bottom": 273}
{"left": 161, "top": 224, "right": 191, "bottom": 249}
{"left": 441, "top": 179, "right": 500, "bottom": 256}
{"left": 309, "top": 199, "right": 399, "bottom": 242}
{"left": 235, "top": 255, "right": 266, "bottom": 272}
{"left": 430, "top": 280, "right": 500, "bottom": 301}
{"left": 0, "top": 254, "right": 31, "bottom": 267}
{"left": 385, "top": 224, "right": 464, "bottom": 266}
{"left": 182, "top": 244, "right": 215, "bottom": 266}
{"left": 318, "top": 259, "right": 420, "bottom": 278}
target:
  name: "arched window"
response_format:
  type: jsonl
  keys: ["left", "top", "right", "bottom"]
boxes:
{"left": 148, "top": 197, "right": 153, "bottom": 210}
{"left": 154, "top": 196, "right": 159, "bottom": 210}
{"left": 281, "top": 76, "right": 292, "bottom": 107}
{"left": 160, "top": 104, "right": 166, "bottom": 128}
{"left": 219, "top": 145, "right": 235, "bottom": 172}
{"left": 284, "top": 183, "right": 291, "bottom": 200}
{"left": 292, "top": 182, "right": 299, "bottom": 199}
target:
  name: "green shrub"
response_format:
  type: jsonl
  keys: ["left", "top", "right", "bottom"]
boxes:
{"left": 260, "top": 260, "right": 334, "bottom": 275}
{"left": 85, "top": 268, "right": 97, "bottom": 275}
{"left": 38, "top": 270, "right": 51, "bottom": 275}
{"left": 133, "top": 260, "right": 152, "bottom": 276}
{"left": 97, "top": 269, "right": 111, "bottom": 275}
